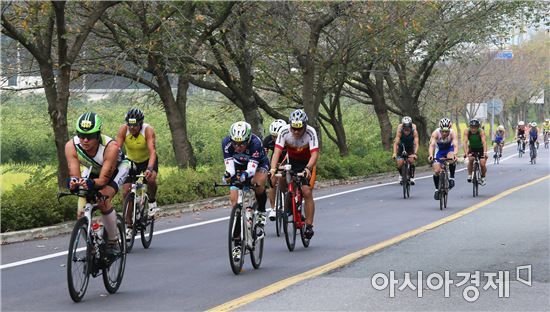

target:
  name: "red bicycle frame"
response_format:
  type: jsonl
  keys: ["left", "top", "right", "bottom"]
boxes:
{"left": 287, "top": 172, "right": 305, "bottom": 230}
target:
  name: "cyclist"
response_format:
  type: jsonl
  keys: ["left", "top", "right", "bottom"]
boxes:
{"left": 270, "top": 109, "right": 319, "bottom": 239}
{"left": 543, "top": 119, "right": 550, "bottom": 145}
{"left": 263, "top": 119, "right": 287, "bottom": 221}
{"left": 492, "top": 125, "right": 505, "bottom": 158}
{"left": 392, "top": 116, "right": 419, "bottom": 185}
{"left": 222, "top": 121, "right": 269, "bottom": 259}
{"left": 463, "top": 119, "right": 488, "bottom": 185}
{"left": 515, "top": 121, "right": 527, "bottom": 152}
{"left": 428, "top": 118, "right": 458, "bottom": 200}
{"left": 116, "top": 108, "right": 159, "bottom": 239}
{"left": 65, "top": 112, "right": 130, "bottom": 257}
{"left": 529, "top": 122, "right": 539, "bottom": 150}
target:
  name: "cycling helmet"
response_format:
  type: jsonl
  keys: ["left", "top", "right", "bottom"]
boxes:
{"left": 76, "top": 112, "right": 102, "bottom": 134}
{"left": 402, "top": 116, "right": 412, "bottom": 128}
{"left": 289, "top": 109, "right": 308, "bottom": 128}
{"left": 469, "top": 119, "right": 481, "bottom": 127}
{"left": 229, "top": 121, "right": 252, "bottom": 143}
{"left": 518, "top": 121, "right": 525, "bottom": 126}
{"left": 545, "top": 118, "right": 549, "bottom": 123}
{"left": 269, "top": 119, "right": 287, "bottom": 136}
{"left": 531, "top": 122, "right": 537, "bottom": 127}
{"left": 439, "top": 118, "right": 451, "bottom": 129}
{"left": 125, "top": 108, "right": 144, "bottom": 125}
{"left": 497, "top": 125, "right": 505, "bottom": 131}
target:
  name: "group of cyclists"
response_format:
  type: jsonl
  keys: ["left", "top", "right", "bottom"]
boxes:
{"left": 392, "top": 116, "right": 548, "bottom": 201}
{"left": 64, "top": 105, "right": 548, "bottom": 262}
{"left": 65, "top": 109, "right": 159, "bottom": 258}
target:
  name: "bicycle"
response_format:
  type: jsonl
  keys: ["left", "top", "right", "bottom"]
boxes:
{"left": 122, "top": 173, "right": 155, "bottom": 253}
{"left": 272, "top": 177, "right": 284, "bottom": 237}
{"left": 544, "top": 131, "right": 549, "bottom": 149}
{"left": 529, "top": 139, "right": 537, "bottom": 164}
{"left": 399, "top": 144, "right": 413, "bottom": 199}
{"left": 517, "top": 137, "right": 526, "bottom": 158}
{"left": 435, "top": 158, "right": 453, "bottom": 210}
{"left": 215, "top": 177, "right": 264, "bottom": 275}
{"left": 277, "top": 163, "right": 310, "bottom": 251}
{"left": 493, "top": 143, "right": 503, "bottom": 164}
{"left": 59, "top": 185, "right": 126, "bottom": 302}
{"left": 470, "top": 154, "right": 484, "bottom": 197}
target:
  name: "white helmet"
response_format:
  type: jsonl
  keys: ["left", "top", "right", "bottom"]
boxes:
{"left": 531, "top": 122, "right": 537, "bottom": 127}
{"left": 545, "top": 118, "right": 549, "bottom": 122}
{"left": 269, "top": 119, "right": 286, "bottom": 136}
{"left": 497, "top": 125, "right": 505, "bottom": 131}
{"left": 229, "top": 121, "right": 252, "bottom": 143}
{"left": 289, "top": 109, "right": 308, "bottom": 128}
{"left": 518, "top": 121, "right": 525, "bottom": 126}
{"left": 402, "top": 116, "right": 412, "bottom": 125}
{"left": 439, "top": 118, "right": 452, "bottom": 129}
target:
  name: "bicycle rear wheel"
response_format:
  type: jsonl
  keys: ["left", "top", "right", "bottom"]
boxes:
{"left": 102, "top": 214, "right": 126, "bottom": 294}
{"left": 140, "top": 195, "right": 155, "bottom": 249}
{"left": 228, "top": 205, "right": 245, "bottom": 275}
{"left": 122, "top": 193, "right": 136, "bottom": 253}
{"left": 250, "top": 208, "right": 264, "bottom": 269}
{"left": 283, "top": 192, "right": 296, "bottom": 251}
{"left": 67, "top": 217, "right": 91, "bottom": 302}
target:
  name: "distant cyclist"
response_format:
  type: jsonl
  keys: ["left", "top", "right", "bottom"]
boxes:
{"left": 529, "top": 122, "right": 539, "bottom": 150}
{"left": 263, "top": 119, "right": 287, "bottom": 221}
{"left": 428, "top": 118, "right": 458, "bottom": 200}
{"left": 392, "top": 116, "right": 418, "bottom": 185}
{"left": 116, "top": 108, "right": 159, "bottom": 239}
{"left": 492, "top": 125, "right": 505, "bottom": 158}
{"left": 543, "top": 119, "right": 550, "bottom": 146}
{"left": 515, "top": 121, "right": 527, "bottom": 152}
{"left": 65, "top": 112, "right": 130, "bottom": 258}
{"left": 463, "top": 119, "right": 488, "bottom": 186}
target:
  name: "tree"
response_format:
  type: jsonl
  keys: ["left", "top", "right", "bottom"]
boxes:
{"left": 1, "top": 1, "right": 118, "bottom": 187}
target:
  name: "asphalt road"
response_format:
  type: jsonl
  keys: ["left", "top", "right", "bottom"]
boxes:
{"left": 1, "top": 144, "right": 549, "bottom": 311}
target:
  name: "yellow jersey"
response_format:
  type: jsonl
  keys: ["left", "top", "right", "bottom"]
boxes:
{"left": 124, "top": 124, "right": 151, "bottom": 163}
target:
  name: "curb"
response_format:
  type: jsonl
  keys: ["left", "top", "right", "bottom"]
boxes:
{"left": 0, "top": 165, "right": 434, "bottom": 245}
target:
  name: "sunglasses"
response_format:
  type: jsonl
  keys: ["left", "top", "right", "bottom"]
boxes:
{"left": 440, "top": 128, "right": 450, "bottom": 133}
{"left": 290, "top": 127, "right": 304, "bottom": 133}
{"left": 231, "top": 141, "right": 247, "bottom": 147}
{"left": 78, "top": 133, "right": 99, "bottom": 140}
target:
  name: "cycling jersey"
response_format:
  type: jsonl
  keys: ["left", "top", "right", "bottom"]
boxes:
{"left": 124, "top": 123, "right": 151, "bottom": 163}
{"left": 467, "top": 130, "right": 483, "bottom": 150}
{"left": 222, "top": 134, "right": 269, "bottom": 177}
{"left": 434, "top": 128, "right": 455, "bottom": 163}
{"left": 275, "top": 125, "right": 319, "bottom": 161}
{"left": 529, "top": 128, "right": 538, "bottom": 140}
{"left": 517, "top": 128, "right": 525, "bottom": 137}
{"left": 263, "top": 135, "right": 287, "bottom": 161}
{"left": 398, "top": 127, "right": 415, "bottom": 153}
{"left": 73, "top": 134, "right": 129, "bottom": 190}
{"left": 494, "top": 130, "right": 504, "bottom": 143}
{"left": 542, "top": 123, "right": 550, "bottom": 132}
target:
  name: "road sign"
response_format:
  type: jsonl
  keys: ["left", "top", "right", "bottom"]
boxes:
{"left": 466, "top": 103, "right": 487, "bottom": 120}
{"left": 495, "top": 50, "right": 513, "bottom": 60}
{"left": 487, "top": 99, "right": 503, "bottom": 115}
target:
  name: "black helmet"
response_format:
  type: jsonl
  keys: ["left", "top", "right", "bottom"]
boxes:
{"left": 469, "top": 119, "right": 480, "bottom": 127}
{"left": 125, "top": 108, "right": 144, "bottom": 125}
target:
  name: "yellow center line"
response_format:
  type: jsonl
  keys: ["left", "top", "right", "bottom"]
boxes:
{"left": 207, "top": 174, "right": 550, "bottom": 312}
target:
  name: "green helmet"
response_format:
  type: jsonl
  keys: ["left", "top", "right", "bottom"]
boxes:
{"left": 76, "top": 112, "right": 102, "bottom": 134}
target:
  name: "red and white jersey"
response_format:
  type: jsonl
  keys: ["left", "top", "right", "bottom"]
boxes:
{"left": 275, "top": 124, "right": 319, "bottom": 161}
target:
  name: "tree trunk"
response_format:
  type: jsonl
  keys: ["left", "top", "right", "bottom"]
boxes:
{"left": 174, "top": 75, "right": 197, "bottom": 167}
{"left": 241, "top": 103, "right": 264, "bottom": 138}
{"left": 156, "top": 73, "right": 196, "bottom": 168}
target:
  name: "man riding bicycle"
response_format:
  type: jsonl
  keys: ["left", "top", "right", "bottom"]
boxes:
{"left": 263, "top": 119, "right": 287, "bottom": 221}
{"left": 515, "top": 121, "right": 527, "bottom": 152}
{"left": 463, "top": 119, "right": 488, "bottom": 185}
{"left": 428, "top": 118, "right": 458, "bottom": 200}
{"left": 492, "top": 125, "right": 505, "bottom": 158}
{"left": 270, "top": 109, "right": 319, "bottom": 239}
{"left": 529, "top": 122, "right": 539, "bottom": 150}
{"left": 392, "top": 116, "right": 419, "bottom": 185}
{"left": 65, "top": 112, "right": 130, "bottom": 257}
{"left": 222, "top": 121, "right": 269, "bottom": 258}
{"left": 116, "top": 108, "right": 159, "bottom": 239}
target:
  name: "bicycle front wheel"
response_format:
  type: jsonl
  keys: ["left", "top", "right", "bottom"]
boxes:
{"left": 67, "top": 217, "right": 91, "bottom": 302}
{"left": 122, "top": 193, "right": 136, "bottom": 253}
{"left": 439, "top": 173, "right": 445, "bottom": 210}
{"left": 472, "top": 163, "right": 479, "bottom": 197}
{"left": 102, "top": 214, "right": 127, "bottom": 294}
{"left": 140, "top": 195, "right": 155, "bottom": 249}
{"left": 401, "top": 164, "right": 408, "bottom": 199}
{"left": 283, "top": 192, "right": 296, "bottom": 251}
{"left": 228, "top": 205, "right": 245, "bottom": 275}
{"left": 275, "top": 185, "right": 283, "bottom": 237}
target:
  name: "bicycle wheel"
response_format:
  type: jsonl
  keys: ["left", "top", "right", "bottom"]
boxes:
{"left": 228, "top": 205, "right": 245, "bottom": 275}
{"left": 250, "top": 207, "right": 264, "bottom": 269}
{"left": 472, "top": 163, "right": 479, "bottom": 197}
{"left": 283, "top": 192, "right": 296, "bottom": 251}
{"left": 102, "top": 214, "right": 127, "bottom": 294}
{"left": 140, "top": 195, "right": 155, "bottom": 249}
{"left": 274, "top": 185, "right": 283, "bottom": 237}
{"left": 122, "top": 193, "right": 136, "bottom": 253}
{"left": 401, "top": 164, "right": 408, "bottom": 199}
{"left": 67, "top": 217, "right": 91, "bottom": 302}
{"left": 439, "top": 172, "right": 445, "bottom": 210}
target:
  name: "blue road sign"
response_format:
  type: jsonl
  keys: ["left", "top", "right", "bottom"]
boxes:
{"left": 495, "top": 51, "right": 513, "bottom": 60}
{"left": 487, "top": 98, "right": 503, "bottom": 115}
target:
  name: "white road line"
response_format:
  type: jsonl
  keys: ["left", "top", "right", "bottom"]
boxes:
{"left": 0, "top": 144, "right": 521, "bottom": 270}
